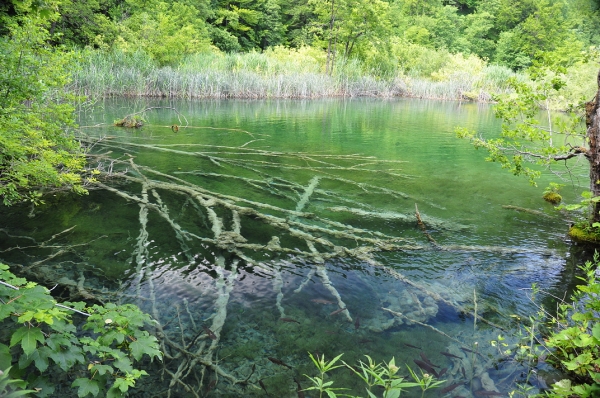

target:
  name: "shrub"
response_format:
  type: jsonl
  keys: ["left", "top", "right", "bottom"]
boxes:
{"left": 496, "top": 253, "right": 600, "bottom": 396}
{"left": 542, "top": 254, "right": 600, "bottom": 396}
{"left": 0, "top": 264, "right": 161, "bottom": 397}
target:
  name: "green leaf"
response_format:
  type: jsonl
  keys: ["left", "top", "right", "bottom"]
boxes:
{"left": 106, "top": 385, "right": 125, "bottom": 398}
{"left": 17, "top": 311, "right": 35, "bottom": 323}
{"left": 386, "top": 390, "right": 401, "bottom": 398}
{"left": 49, "top": 344, "right": 85, "bottom": 371}
{"left": 28, "top": 346, "right": 51, "bottom": 372}
{"left": 0, "top": 343, "right": 11, "bottom": 369}
{"left": 72, "top": 378, "right": 100, "bottom": 397}
{"left": 574, "top": 333, "right": 596, "bottom": 348}
{"left": 592, "top": 323, "right": 600, "bottom": 341}
{"left": 571, "top": 312, "right": 589, "bottom": 322}
{"left": 113, "top": 377, "right": 132, "bottom": 393}
{"left": 564, "top": 352, "right": 593, "bottom": 371}
{"left": 129, "top": 334, "right": 160, "bottom": 361}
{"left": 565, "top": 204, "right": 583, "bottom": 211}
{"left": 551, "top": 379, "right": 572, "bottom": 394}
{"left": 113, "top": 357, "right": 133, "bottom": 374}
{"left": 100, "top": 329, "right": 125, "bottom": 346}
{"left": 46, "top": 333, "right": 73, "bottom": 351}
{"left": 91, "top": 364, "right": 113, "bottom": 376}
{"left": 0, "top": 302, "right": 15, "bottom": 321}
{"left": 10, "top": 326, "right": 45, "bottom": 356}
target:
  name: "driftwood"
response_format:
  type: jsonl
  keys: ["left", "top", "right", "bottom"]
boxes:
{"left": 415, "top": 203, "right": 441, "bottom": 248}
{"left": 501, "top": 205, "right": 554, "bottom": 219}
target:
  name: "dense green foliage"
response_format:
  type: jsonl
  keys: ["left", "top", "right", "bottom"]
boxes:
{"left": 0, "top": 264, "right": 161, "bottom": 397}
{"left": 0, "top": 1, "right": 87, "bottom": 206}
{"left": 2, "top": 0, "right": 598, "bottom": 106}
{"left": 1, "top": 0, "right": 598, "bottom": 73}
{"left": 2, "top": 0, "right": 600, "bottom": 397}
{"left": 543, "top": 256, "right": 600, "bottom": 397}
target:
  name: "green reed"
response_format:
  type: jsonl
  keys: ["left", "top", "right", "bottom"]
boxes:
{"left": 67, "top": 47, "right": 518, "bottom": 101}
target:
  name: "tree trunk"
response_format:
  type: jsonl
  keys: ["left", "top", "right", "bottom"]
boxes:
{"left": 326, "top": 0, "right": 336, "bottom": 76}
{"left": 587, "top": 69, "right": 600, "bottom": 224}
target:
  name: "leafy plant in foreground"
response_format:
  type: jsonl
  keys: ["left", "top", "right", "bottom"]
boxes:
{"left": 305, "top": 353, "right": 444, "bottom": 398}
{"left": 541, "top": 253, "right": 600, "bottom": 397}
{"left": 304, "top": 352, "right": 348, "bottom": 398}
{"left": 0, "top": 263, "right": 162, "bottom": 397}
{"left": 0, "top": 367, "right": 35, "bottom": 397}
{"left": 491, "top": 253, "right": 600, "bottom": 397}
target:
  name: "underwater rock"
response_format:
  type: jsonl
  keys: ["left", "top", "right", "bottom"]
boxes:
{"left": 480, "top": 371, "right": 499, "bottom": 393}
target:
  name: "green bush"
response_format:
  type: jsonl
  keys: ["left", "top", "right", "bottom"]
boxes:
{"left": 543, "top": 254, "right": 600, "bottom": 396}
{"left": 495, "top": 253, "right": 600, "bottom": 397}
{"left": 0, "top": 264, "right": 161, "bottom": 397}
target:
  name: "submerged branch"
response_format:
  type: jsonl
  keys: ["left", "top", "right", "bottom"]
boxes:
{"left": 10, "top": 128, "right": 559, "bottom": 395}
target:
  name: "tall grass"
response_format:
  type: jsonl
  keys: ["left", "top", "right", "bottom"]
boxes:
{"left": 68, "top": 46, "right": 520, "bottom": 101}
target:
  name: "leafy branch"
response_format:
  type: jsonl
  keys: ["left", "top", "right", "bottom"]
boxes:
{"left": 0, "top": 263, "right": 162, "bottom": 398}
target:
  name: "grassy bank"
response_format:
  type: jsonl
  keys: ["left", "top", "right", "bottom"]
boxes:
{"left": 68, "top": 46, "right": 598, "bottom": 105}
{"left": 68, "top": 46, "right": 521, "bottom": 101}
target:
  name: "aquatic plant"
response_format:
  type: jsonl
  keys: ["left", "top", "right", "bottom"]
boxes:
{"left": 543, "top": 183, "right": 564, "bottom": 205}
{"left": 557, "top": 191, "right": 600, "bottom": 243}
{"left": 114, "top": 115, "right": 145, "bottom": 128}
{"left": 303, "top": 353, "right": 444, "bottom": 398}
{"left": 406, "top": 364, "right": 445, "bottom": 398}
{"left": 490, "top": 253, "right": 600, "bottom": 396}
{"left": 568, "top": 224, "right": 600, "bottom": 244}
{"left": 67, "top": 48, "right": 519, "bottom": 101}
{"left": 348, "top": 355, "right": 422, "bottom": 397}
{"left": 304, "top": 353, "right": 347, "bottom": 398}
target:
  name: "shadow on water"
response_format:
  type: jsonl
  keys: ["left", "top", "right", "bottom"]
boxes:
{"left": 0, "top": 97, "right": 590, "bottom": 397}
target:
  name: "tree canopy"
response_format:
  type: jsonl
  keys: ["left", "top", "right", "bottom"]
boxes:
{"left": 0, "top": 0, "right": 86, "bottom": 206}
{"left": 1, "top": 0, "right": 596, "bottom": 70}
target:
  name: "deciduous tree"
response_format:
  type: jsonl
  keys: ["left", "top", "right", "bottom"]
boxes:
{"left": 0, "top": 1, "right": 86, "bottom": 206}
{"left": 458, "top": 68, "right": 600, "bottom": 228}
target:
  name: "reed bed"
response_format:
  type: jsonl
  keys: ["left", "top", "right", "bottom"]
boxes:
{"left": 68, "top": 48, "right": 517, "bottom": 101}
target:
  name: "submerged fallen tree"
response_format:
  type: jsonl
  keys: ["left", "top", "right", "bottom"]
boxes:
{"left": 1, "top": 119, "right": 560, "bottom": 396}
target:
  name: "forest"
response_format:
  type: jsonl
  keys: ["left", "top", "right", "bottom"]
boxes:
{"left": 4, "top": 0, "right": 599, "bottom": 68}
{"left": 2, "top": 0, "right": 600, "bottom": 102}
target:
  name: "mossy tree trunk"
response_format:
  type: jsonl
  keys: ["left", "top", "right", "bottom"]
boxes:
{"left": 587, "top": 69, "right": 600, "bottom": 225}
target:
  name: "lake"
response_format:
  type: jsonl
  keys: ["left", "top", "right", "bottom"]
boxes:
{"left": 0, "top": 98, "right": 587, "bottom": 397}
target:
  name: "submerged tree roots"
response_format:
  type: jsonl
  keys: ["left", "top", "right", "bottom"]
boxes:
{"left": 1, "top": 123, "right": 558, "bottom": 396}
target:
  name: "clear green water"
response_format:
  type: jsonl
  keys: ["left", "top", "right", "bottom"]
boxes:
{"left": 0, "top": 98, "right": 587, "bottom": 397}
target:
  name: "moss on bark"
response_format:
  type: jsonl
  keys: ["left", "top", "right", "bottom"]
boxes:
{"left": 568, "top": 225, "right": 600, "bottom": 244}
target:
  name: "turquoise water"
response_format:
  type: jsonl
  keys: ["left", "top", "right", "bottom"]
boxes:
{"left": 0, "top": 98, "right": 587, "bottom": 397}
